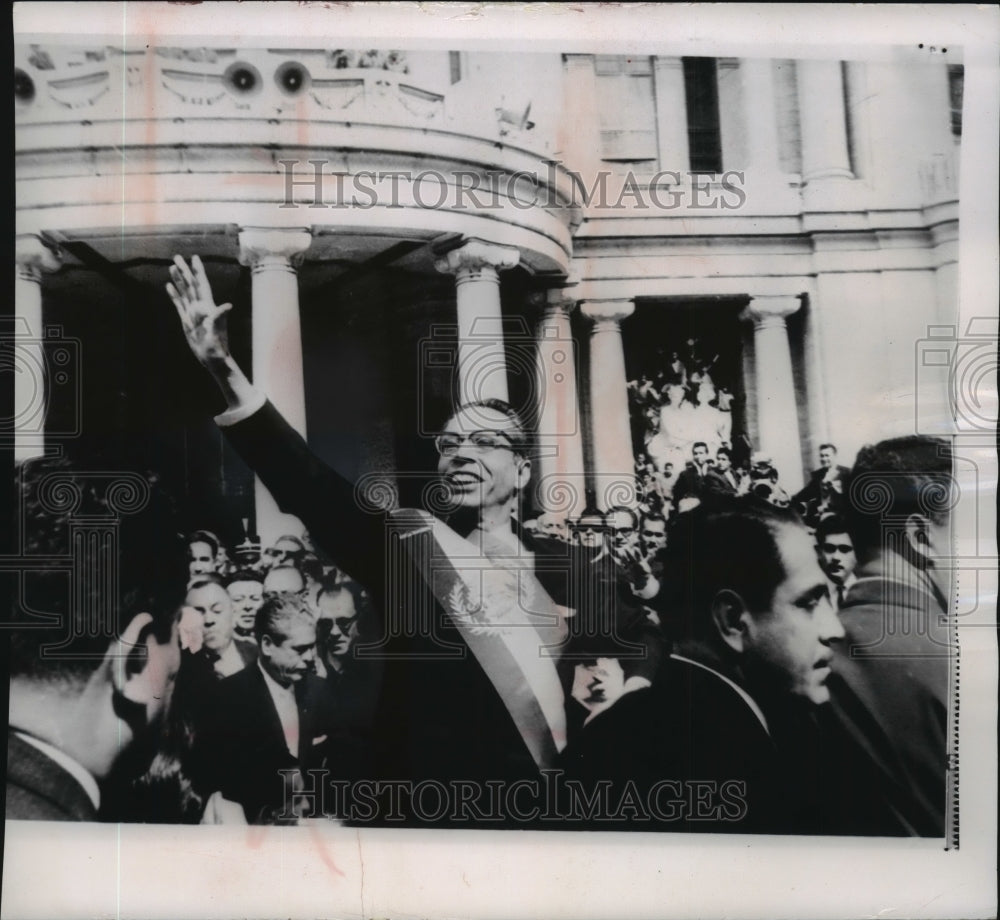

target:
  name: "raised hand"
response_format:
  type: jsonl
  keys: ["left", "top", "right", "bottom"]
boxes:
{"left": 166, "top": 255, "right": 233, "bottom": 367}
{"left": 166, "top": 254, "right": 258, "bottom": 414}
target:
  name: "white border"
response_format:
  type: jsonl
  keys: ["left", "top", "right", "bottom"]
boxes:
{"left": 6, "top": 3, "right": 999, "bottom": 919}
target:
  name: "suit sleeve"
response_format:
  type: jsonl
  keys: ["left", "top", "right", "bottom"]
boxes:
{"left": 221, "top": 401, "right": 386, "bottom": 591}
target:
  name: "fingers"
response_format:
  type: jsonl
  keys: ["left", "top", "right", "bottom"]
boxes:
{"left": 168, "top": 261, "right": 191, "bottom": 304}
{"left": 165, "top": 282, "right": 193, "bottom": 332}
{"left": 171, "top": 255, "right": 196, "bottom": 302}
{"left": 191, "top": 254, "right": 206, "bottom": 301}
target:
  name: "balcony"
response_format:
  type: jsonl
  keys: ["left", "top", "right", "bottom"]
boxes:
{"left": 15, "top": 45, "right": 577, "bottom": 275}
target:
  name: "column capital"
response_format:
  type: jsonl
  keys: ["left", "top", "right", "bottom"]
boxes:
{"left": 580, "top": 299, "right": 635, "bottom": 326}
{"left": 434, "top": 239, "right": 520, "bottom": 279}
{"left": 16, "top": 235, "right": 62, "bottom": 281}
{"left": 238, "top": 228, "right": 312, "bottom": 271}
{"left": 741, "top": 294, "right": 802, "bottom": 329}
{"left": 527, "top": 288, "right": 579, "bottom": 315}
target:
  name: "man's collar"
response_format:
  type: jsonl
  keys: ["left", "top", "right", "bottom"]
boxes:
{"left": 257, "top": 658, "right": 293, "bottom": 694}
{"left": 669, "top": 652, "right": 770, "bottom": 735}
{"left": 13, "top": 731, "right": 101, "bottom": 811}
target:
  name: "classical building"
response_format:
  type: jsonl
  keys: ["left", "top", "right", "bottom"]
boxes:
{"left": 13, "top": 45, "right": 961, "bottom": 542}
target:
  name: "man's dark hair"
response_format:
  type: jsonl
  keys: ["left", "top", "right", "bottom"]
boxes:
{"left": 660, "top": 496, "right": 801, "bottom": 643}
{"left": 716, "top": 446, "right": 732, "bottom": 461}
{"left": 10, "top": 457, "right": 187, "bottom": 682}
{"left": 845, "top": 435, "right": 954, "bottom": 560}
{"left": 451, "top": 399, "right": 530, "bottom": 457}
{"left": 641, "top": 511, "right": 668, "bottom": 529}
{"left": 254, "top": 592, "right": 313, "bottom": 646}
{"left": 573, "top": 506, "right": 606, "bottom": 529}
{"left": 187, "top": 529, "right": 221, "bottom": 557}
{"left": 815, "top": 514, "right": 853, "bottom": 545}
{"left": 692, "top": 441, "right": 708, "bottom": 453}
{"left": 819, "top": 443, "right": 837, "bottom": 454}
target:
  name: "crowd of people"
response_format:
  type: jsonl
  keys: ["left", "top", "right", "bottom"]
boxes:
{"left": 6, "top": 255, "right": 955, "bottom": 837}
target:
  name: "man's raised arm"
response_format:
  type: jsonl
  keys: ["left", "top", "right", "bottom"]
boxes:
{"left": 167, "top": 255, "right": 265, "bottom": 423}
{"left": 165, "top": 255, "right": 383, "bottom": 590}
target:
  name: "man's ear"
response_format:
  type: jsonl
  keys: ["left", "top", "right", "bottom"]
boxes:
{"left": 516, "top": 457, "right": 531, "bottom": 490}
{"left": 711, "top": 589, "right": 750, "bottom": 654}
{"left": 905, "top": 513, "right": 934, "bottom": 564}
{"left": 104, "top": 612, "right": 154, "bottom": 695}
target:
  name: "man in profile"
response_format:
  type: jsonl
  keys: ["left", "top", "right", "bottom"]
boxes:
{"left": 825, "top": 435, "right": 954, "bottom": 836}
{"left": 7, "top": 458, "right": 187, "bottom": 821}
{"left": 562, "top": 497, "right": 845, "bottom": 832}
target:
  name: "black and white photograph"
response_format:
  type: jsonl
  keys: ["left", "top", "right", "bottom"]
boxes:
{"left": 4, "top": 2, "right": 998, "bottom": 918}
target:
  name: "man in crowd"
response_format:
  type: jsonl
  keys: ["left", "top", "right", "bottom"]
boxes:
{"left": 184, "top": 576, "right": 257, "bottom": 678}
{"left": 571, "top": 506, "right": 607, "bottom": 553}
{"left": 795, "top": 442, "right": 850, "bottom": 523}
{"left": 194, "top": 594, "right": 334, "bottom": 823}
{"left": 7, "top": 458, "right": 187, "bottom": 821}
{"left": 672, "top": 441, "right": 713, "bottom": 505}
{"left": 825, "top": 435, "right": 954, "bottom": 836}
{"left": 562, "top": 497, "right": 845, "bottom": 832}
{"left": 264, "top": 534, "right": 307, "bottom": 570}
{"left": 262, "top": 564, "right": 307, "bottom": 600}
{"left": 814, "top": 514, "right": 858, "bottom": 609}
{"left": 226, "top": 569, "right": 265, "bottom": 641}
{"left": 186, "top": 529, "right": 223, "bottom": 582}
{"left": 639, "top": 511, "right": 668, "bottom": 558}
{"left": 536, "top": 511, "right": 570, "bottom": 542}
{"left": 704, "top": 446, "right": 744, "bottom": 497}
{"left": 315, "top": 579, "right": 383, "bottom": 780}
{"left": 167, "top": 255, "right": 654, "bottom": 825}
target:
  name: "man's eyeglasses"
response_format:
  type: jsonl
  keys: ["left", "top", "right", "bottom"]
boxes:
{"left": 821, "top": 543, "right": 853, "bottom": 554}
{"left": 435, "top": 430, "right": 515, "bottom": 456}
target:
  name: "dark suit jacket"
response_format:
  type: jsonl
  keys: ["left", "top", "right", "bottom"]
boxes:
{"left": 223, "top": 402, "right": 657, "bottom": 824}
{"left": 703, "top": 468, "right": 739, "bottom": 497}
{"left": 824, "top": 556, "right": 952, "bottom": 836}
{"left": 194, "top": 664, "right": 335, "bottom": 823}
{"left": 6, "top": 731, "right": 98, "bottom": 821}
{"left": 672, "top": 465, "right": 710, "bottom": 501}
{"left": 794, "top": 464, "right": 850, "bottom": 506}
{"left": 558, "top": 654, "right": 787, "bottom": 832}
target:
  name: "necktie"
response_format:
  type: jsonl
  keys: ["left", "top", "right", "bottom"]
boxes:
{"left": 836, "top": 584, "right": 845, "bottom": 608}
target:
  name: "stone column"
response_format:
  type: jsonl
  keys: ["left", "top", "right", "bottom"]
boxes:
{"left": 739, "top": 58, "right": 782, "bottom": 181}
{"left": 741, "top": 295, "right": 805, "bottom": 493}
{"left": 14, "top": 236, "right": 61, "bottom": 462}
{"left": 581, "top": 299, "right": 636, "bottom": 510}
{"left": 435, "top": 239, "right": 520, "bottom": 407}
{"left": 653, "top": 57, "right": 690, "bottom": 172}
{"left": 238, "top": 227, "right": 312, "bottom": 546}
{"left": 797, "top": 59, "right": 853, "bottom": 183}
{"left": 532, "top": 290, "right": 587, "bottom": 519}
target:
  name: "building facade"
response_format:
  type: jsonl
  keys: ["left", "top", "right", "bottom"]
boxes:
{"left": 13, "top": 45, "right": 961, "bottom": 541}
